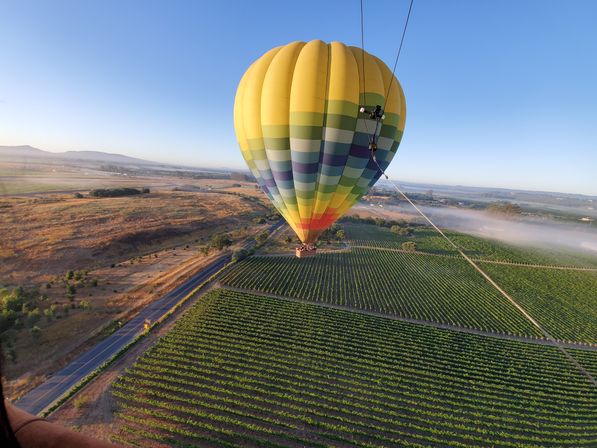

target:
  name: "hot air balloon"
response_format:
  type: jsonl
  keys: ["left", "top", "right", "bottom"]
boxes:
{"left": 234, "top": 40, "right": 406, "bottom": 255}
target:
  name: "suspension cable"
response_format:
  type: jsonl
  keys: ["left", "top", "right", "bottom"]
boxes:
{"left": 373, "top": 167, "right": 596, "bottom": 386}
{"left": 359, "top": 0, "right": 371, "bottom": 139}
{"left": 383, "top": 0, "right": 414, "bottom": 108}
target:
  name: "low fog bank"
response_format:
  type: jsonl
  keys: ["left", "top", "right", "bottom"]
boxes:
{"left": 389, "top": 204, "right": 597, "bottom": 254}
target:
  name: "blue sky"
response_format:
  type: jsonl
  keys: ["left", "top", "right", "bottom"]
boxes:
{"left": 1, "top": 0, "right": 596, "bottom": 195}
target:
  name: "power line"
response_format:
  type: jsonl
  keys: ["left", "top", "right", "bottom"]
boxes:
{"left": 383, "top": 176, "right": 596, "bottom": 387}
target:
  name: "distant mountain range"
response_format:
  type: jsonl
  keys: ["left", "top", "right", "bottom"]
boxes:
{"left": 0, "top": 145, "right": 160, "bottom": 166}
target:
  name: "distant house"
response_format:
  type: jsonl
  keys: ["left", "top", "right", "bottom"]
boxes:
{"left": 579, "top": 217, "right": 594, "bottom": 222}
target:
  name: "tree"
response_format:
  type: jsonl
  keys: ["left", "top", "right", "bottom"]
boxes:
{"left": 232, "top": 249, "right": 249, "bottom": 263}
{"left": 4, "top": 341, "right": 16, "bottom": 363}
{"left": 66, "top": 283, "right": 76, "bottom": 298}
{"left": 210, "top": 233, "right": 233, "bottom": 251}
{"left": 26, "top": 308, "right": 41, "bottom": 327}
{"left": 335, "top": 230, "right": 346, "bottom": 240}
{"left": 73, "top": 192, "right": 84, "bottom": 198}
{"left": 80, "top": 300, "right": 92, "bottom": 310}
{"left": 284, "top": 236, "right": 293, "bottom": 244}
{"left": 44, "top": 308, "right": 54, "bottom": 322}
{"left": 66, "top": 270, "right": 74, "bottom": 280}
{"left": 30, "top": 326, "right": 41, "bottom": 341}
{"left": 401, "top": 241, "right": 417, "bottom": 252}
{"left": 62, "top": 303, "right": 70, "bottom": 315}
{"left": 391, "top": 225, "right": 410, "bottom": 236}
{"left": 255, "top": 232, "right": 269, "bottom": 246}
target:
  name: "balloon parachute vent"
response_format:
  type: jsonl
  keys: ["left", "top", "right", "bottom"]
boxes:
{"left": 295, "top": 245, "right": 317, "bottom": 258}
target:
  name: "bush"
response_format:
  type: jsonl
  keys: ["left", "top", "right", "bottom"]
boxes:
{"left": 30, "top": 326, "right": 41, "bottom": 341}
{"left": 5, "top": 342, "right": 16, "bottom": 363}
{"left": 3, "top": 287, "right": 25, "bottom": 312}
{"left": 73, "top": 192, "right": 84, "bottom": 198}
{"left": 141, "top": 187, "right": 150, "bottom": 194}
{"left": 26, "top": 308, "right": 41, "bottom": 327}
{"left": 210, "top": 234, "right": 233, "bottom": 251}
{"left": 255, "top": 232, "right": 269, "bottom": 246}
{"left": 80, "top": 300, "right": 92, "bottom": 311}
{"left": 232, "top": 249, "right": 249, "bottom": 263}
{"left": 401, "top": 241, "right": 417, "bottom": 252}
{"left": 62, "top": 304, "right": 70, "bottom": 315}
{"left": 91, "top": 279, "right": 98, "bottom": 287}
{"left": 66, "top": 284, "right": 76, "bottom": 297}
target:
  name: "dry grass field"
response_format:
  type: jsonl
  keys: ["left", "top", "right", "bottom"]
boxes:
{"left": 0, "top": 174, "right": 272, "bottom": 398}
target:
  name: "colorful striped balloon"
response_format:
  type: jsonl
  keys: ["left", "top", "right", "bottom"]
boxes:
{"left": 234, "top": 40, "right": 406, "bottom": 244}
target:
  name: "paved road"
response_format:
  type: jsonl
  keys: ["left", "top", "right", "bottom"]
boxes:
{"left": 16, "top": 254, "right": 230, "bottom": 416}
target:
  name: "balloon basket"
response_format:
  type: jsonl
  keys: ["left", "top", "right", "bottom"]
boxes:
{"left": 295, "top": 245, "right": 317, "bottom": 258}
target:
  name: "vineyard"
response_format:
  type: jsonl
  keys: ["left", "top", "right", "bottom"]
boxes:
{"left": 479, "top": 263, "right": 597, "bottom": 343}
{"left": 345, "top": 223, "right": 597, "bottom": 268}
{"left": 112, "top": 288, "right": 597, "bottom": 448}
{"left": 220, "top": 248, "right": 544, "bottom": 338}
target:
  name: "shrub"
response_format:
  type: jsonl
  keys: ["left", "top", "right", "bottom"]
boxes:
{"left": 210, "top": 233, "right": 233, "bottom": 251}
{"left": 401, "top": 241, "right": 417, "bottom": 252}
{"left": 232, "top": 249, "right": 249, "bottom": 263}
{"left": 30, "top": 326, "right": 41, "bottom": 341}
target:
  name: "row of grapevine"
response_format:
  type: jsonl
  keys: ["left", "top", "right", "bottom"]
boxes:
{"left": 220, "top": 248, "right": 544, "bottom": 338}
{"left": 112, "top": 289, "right": 597, "bottom": 447}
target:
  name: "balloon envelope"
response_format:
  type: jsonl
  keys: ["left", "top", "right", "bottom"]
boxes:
{"left": 234, "top": 40, "right": 406, "bottom": 244}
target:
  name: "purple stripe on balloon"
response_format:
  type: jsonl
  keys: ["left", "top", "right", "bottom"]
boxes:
{"left": 292, "top": 161, "right": 319, "bottom": 174}
{"left": 349, "top": 144, "right": 370, "bottom": 159}
{"left": 322, "top": 153, "right": 349, "bottom": 167}
{"left": 271, "top": 169, "right": 294, "bottom": 181}
{"left": 264, "top": 177, "right": 277, "bottom": 188}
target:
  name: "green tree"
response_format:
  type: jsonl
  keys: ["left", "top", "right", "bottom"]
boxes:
{"left": 44, "top": 308, "right": 54, "bottom": 322}
{"left": 401, "top": 241, "right": 417, "bottom": 252}
{"left": 66, "top": 284, "right": 76, "bottom": 297}
{"left": 255, "top": 232, "right": 269, "bottom": 246}
{"left": 4, "top": 341, "right": 16, "bottom": 363}
{"left": 210, "top": 234, "right": 233, "bottom": 251}
{"left": 30, "top": 326, "right": 42, "bottom": 341}
{"left": 232, "top": 249, "right": 249, "bottom": 263}
{"left": 26, "top": 308, "right": 41, "bottom": 327}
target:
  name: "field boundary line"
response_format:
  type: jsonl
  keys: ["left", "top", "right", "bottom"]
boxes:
{"left": 220, "top": 286, "right": 597, "bottom": 352}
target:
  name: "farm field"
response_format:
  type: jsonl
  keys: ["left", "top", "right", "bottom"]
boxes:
{"left": 221, "top": 244, "right": 596, "bottom": 343}
{"left": 478, "top": 264, "right": 597, "bottom": 344}
{"left": 220, "top": 248, "right": 544, "bottom": 338}
{"left": 345, "top": 222, "right": 597, "bottom": 268}
{"left": 112, "top": 288, "right": 597, "bottom": 448}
